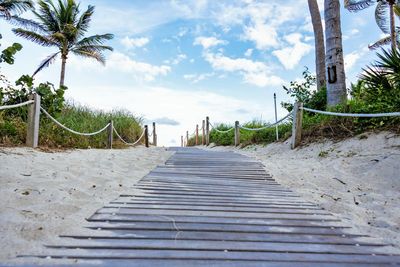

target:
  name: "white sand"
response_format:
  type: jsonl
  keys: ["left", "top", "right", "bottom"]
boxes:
{"left": 209, "top": 131, "right": 400, "bottom": 252}
{"left": 0, "top": 146, "right": 173, "bottom": 264}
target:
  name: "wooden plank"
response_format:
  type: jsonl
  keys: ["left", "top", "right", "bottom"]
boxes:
{"left": 85, "top": 221, "right": 350, "bottom": 236}
{"left": 109, "top": 200, "right": 321, "bottom": 210}
{"left": 47, "top": 239, "right": 388, "bottom": 254}
{"left": 61, "top": 232, "right": 378, "bottom": 246}
{"left": 22, "top": 249, "right": 400, "bottom": 264}
{"left": 88, "top": 213, "right": 348, "bottom": 228}
{"left": 103, "top": 203, "right": 329, "bottom": 215}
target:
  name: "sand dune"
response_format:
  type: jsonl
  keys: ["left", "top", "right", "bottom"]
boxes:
{"left": 0, "top": 146, "right": 173, "bottom": 263}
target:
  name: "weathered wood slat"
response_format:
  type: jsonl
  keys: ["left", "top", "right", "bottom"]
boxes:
{"left": 88, "top": 213, "right": 346, "bottom": 228}
{"left": 22, "top": 249, "right": 400, "bottom": 264}
{"left": 60, "top": 233, "right": 379, "bottom": 246}
{"left": 103, "top": 203, "right": 328, "bottom": 215}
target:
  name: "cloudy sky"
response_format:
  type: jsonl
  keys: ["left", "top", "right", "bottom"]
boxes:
{"left": 1, "top": 0, "right": 383, "bottom": 146}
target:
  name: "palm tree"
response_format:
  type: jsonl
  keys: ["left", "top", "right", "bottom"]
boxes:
{"left": 325, "top": 0, "right": 347, "bottom": 106}
{"left": 0, "top": 0, "right": 33, "bottom": 19}
{"left": 12, "top": 0, "right": 113, "bottom": 87}
{"left": 345, "top": 0, "right": 399, "bottom": 50}
{"left": 368, "top": 6, "right": 400, "bottom": 50}
{"left": 308, "top": 0, "right": 326, "bottom": 91}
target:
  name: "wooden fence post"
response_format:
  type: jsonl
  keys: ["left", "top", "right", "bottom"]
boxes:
{"left": 186, "top": 131, "right": 189, "bottom": 147}
{"left": 274, "top": 93, "right": 279, "bottom": 141}
{"left": 234, "top": 121, "right": 240, "bottom": 147}
{"left": 206, "top": 116, "right": 210, "bottom": 146}
{"left": 144, "top": 125, "right": 149, "bottom": 148}
{"left": 26, "top": 93, "right": 41, "bottom": 148}
{"left": 195, "top": 124, "right": 199, "bottom": 146}
{"left": 202, "top": 120, "right": 205, "bottom": 145}
{"left": 291, "top": 102, "right": 303, "bottom": 149}
{"left": 181, "top": 135, "right": 184, "bottom": 147}
{"left": 152, "top": 122, "right": 157, "bottom": 147}
{"left": 107, "top": 120, "right": 113, "bottom": 149}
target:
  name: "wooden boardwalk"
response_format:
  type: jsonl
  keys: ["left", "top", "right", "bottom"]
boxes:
{"left": 22, "top": 148, "right": 400, "bottom": 266}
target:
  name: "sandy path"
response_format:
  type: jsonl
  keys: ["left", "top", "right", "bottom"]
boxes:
{"left": 209, "top": 131, "right": 400, "bottom": 253}
{"left": 0, "top": 146, "right": 173, "bottom": 264}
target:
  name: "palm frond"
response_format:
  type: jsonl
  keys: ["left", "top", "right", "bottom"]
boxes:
{"left": 34, "top": 0, "right": 61, "bottom": 32}
{"left": 33, "top": 51, "right": 60, "bottom": 76}
{"left": 71, "top": 48, "right": 106, "bottom": 64}
{"left": 75, "top": 5, "right": 94, "bottom": 36}
{"left": 12, "top": 28, "right": 57, "bottom": 46}
{"left": 1, "top": 15, "right": 47, "bottom": 32}
{"left": 375, "top": 48, "right": 400, "bottom": 74}
{"left": 344, "top": 0, "right": 376, "bottom": 12}
{"left": 0, "top": 0, "right": 34, "bottom": 17}
{"left": 368, "top": 27, "right": 400, "bottom": 50}
{"left": 72, "top": 44, "right": 113, "bottom": 54}
{"left": 361, "top": 48, "right": 400, "bottom": 89}
{"left": 394, "top": 3, "right": 400, "bottom": 17}
{"left": 369, "top": 35, "right": 392, "bottom": 50}
{"left": 74, "top": 34, "right": 114, "bottom": 47}
{"left": 375, "top": 1, "right": 390, "bottom": 34}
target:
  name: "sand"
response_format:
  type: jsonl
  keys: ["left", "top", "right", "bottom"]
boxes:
{"left": 0, "top": 146, "right": 173, "bottom": 264}
{"left": 209, "top": 131, "right": 400, "bottom": 252}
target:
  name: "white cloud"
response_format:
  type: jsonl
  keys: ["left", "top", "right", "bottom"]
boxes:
{"left": 164, "top": 53, "right": 187, "bottom": 65}
{"left": 184, "top": 72, "right": 215, "bottom": 83}
{"left": 272, "top": 33, "right": 313, "bottom": 70}
{"left": 214, "top": 1, "right": 307, "bottom": 50}
{"left": 203, "top": 52, "right": 284, "bottom": 87}
{"left": 193, "top": 36, "right": 228, "bottom": 49}
{"left": 242, "top": 23, "right": 279, "bottom": 49}
{"left": 107, "top": 52, "right": 171, "bottom": 81}
{"left": 344, "top": 50, "right": 365, "bottom": 72}
{"left": 244, "top": 48, "right": 253, "bottom": 57}
{"left": 121, "top": 37, "right": 149, "bottom": 49}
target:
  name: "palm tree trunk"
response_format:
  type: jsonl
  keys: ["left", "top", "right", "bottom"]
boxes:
{"left": 324, "top": 0, "right": 347, "bottom": 106}
{"left": 308, "top": 0, "right": 326, "bottom": 91}
{"left": 60, "top": 56, "right": 67, "bottom": 88}
{"left": 389, "top": 1, "right": 397, "bottom": 51}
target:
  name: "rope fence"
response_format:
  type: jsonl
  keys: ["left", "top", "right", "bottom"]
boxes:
{"left": 291, "top": 102, "right": 400, "bottom": 149}
{"left": 0, "top": 93, "right": 157, "bottom": 149}
{"left": 41, "top": 107, "right": 110, "bottom": 136}
{"left": 182, "top": 99, "right": 399, "bottom": 149}
{"left": 113, "top": 126, "right": 145, "bottom": 146}
{"left": 0, "top": 100, "right": 34, "bottom": 110}
{"left": 302, "top": 107, "right": 400, "bottom": 117}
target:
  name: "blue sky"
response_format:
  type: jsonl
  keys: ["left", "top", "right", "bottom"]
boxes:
{"left": 0, "top": 0, "right": 385, "bottom": 146}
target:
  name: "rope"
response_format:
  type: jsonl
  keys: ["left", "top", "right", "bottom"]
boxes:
{"left": 302, "top": 107, "right": 400, "bottom": 117}
{"left": 40, "top": 107, "right": 110, "bottom": 136}
{"left": 209, "top": 121, "right": 235, "bottom": 134}
{"left": 0, "top": 100, "right": 34, "bottom": 110}
{"left": 113, "top": 126, "right": 145, "bottom": 146}
{"left": 238, "top": 112, "right": 293, "bottom": 131}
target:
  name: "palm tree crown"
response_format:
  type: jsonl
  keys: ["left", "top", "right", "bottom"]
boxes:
{"left": 345, "top": 0, "right": 400, "bottom": 50}
{"left": 12, "top": 0, "right": 114, "bottom": 87}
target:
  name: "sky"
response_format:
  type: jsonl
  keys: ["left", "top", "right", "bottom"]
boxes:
{"left": 0, "top": 0, "right": 386, "bottom": 146}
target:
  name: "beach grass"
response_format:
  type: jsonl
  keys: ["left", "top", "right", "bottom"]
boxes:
{"left": 0, "top": 102, "right": 143, "bottom": 148}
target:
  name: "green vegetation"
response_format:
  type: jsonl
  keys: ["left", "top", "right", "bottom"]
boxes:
{"left": 1, "top": 101, "right": 143, "bottom": 148}
{"left": 0, "top": 74, "right": 143, "bottom": 148}
{"left": 199, "top": 49, "right": 400, "bottom": 147}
